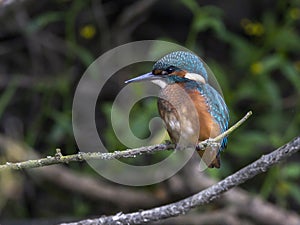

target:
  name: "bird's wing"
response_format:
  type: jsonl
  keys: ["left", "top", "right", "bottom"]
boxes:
{"left": 199, "top": 83, "right": 229, "bottom": 150}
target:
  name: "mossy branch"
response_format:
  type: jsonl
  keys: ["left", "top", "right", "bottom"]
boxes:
{"left": 61, "top": 136, "right": 300, "bottom": 225}
{"left": 0, "top": 111, "right": 252, "bottom": 171}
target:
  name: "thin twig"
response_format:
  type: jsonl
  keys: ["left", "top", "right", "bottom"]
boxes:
{"left": 197, "top": 110, "right": 252, "bottom": 149}
{"left": 60, "top": 136, "right": 300, "bottom": 225}
{"left": 0, "top": 111, "right": 252, "bottom": 171}
{"left": 215, "top": 110, "right": 252, "bottom": 142}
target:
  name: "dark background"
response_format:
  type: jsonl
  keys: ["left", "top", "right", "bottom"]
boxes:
{"left": 0, "top": 0, "right": 299, "bottom": 224}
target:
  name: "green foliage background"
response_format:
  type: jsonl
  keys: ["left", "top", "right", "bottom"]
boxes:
{"left": 0, "top": 0, "right": 299, "bottom": 222}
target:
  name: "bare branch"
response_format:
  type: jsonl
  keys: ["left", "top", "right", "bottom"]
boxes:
{"left": 0, "top": 134, "right": 163, "bottom": 209}
{"left": 152, "top": 210, "right": 248, "bottom": 225}
{"left": 2, "top": 134, "right": 298, "bottom": 224}
{"left": 178, "top": 158, "right": 300, "bottom": 225}
{"left": 0, "top": 111, "right": 252, "bottom": 171}
{"left": 60, "top": 136, "right": 300, "bottom": 225}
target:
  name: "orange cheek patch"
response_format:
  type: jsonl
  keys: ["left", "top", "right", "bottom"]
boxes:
{"left": 171, "top": 70, "right": 186, "bottom": 77}
{"left": 153, "top": 69, "right": 162, "bottom": 75}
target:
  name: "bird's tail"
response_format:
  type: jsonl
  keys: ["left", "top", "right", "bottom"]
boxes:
{"left": 196, "top": 148, "right": 221, "bottom": 168}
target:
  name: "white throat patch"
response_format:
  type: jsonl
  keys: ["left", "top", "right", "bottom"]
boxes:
{"left": 185, "top": 73, "right": 206, "bottom": 83}
{"left": 151, "top": 79, "right": 167, "bottom": 88}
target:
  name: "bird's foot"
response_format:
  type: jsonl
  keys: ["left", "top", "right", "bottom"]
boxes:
{"left": 163, "top": 140, "right": 172, "bottom": 145}
{"left": 197, "top": 138, "right": 221, "bottom": 151}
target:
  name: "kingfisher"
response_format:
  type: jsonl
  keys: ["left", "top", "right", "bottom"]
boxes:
{"left": 125, "top": 51, "right": 229, "bottom": 168}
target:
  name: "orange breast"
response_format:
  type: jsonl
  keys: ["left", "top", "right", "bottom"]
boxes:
{"left": 188, "top": 88, "right": 222, "bottom": 168}
{"left": 188, "top": 89, "right": 221, "bottom": 141}
{"left": 158, "top": 83, "right": 222, "bottom": 168}
{"left": 158, "top": 83, "right": 221, "bottom": 144}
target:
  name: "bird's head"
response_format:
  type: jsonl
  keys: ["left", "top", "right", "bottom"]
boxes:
{"left": 125, "top": 51, "right": 208, "bottom": 87}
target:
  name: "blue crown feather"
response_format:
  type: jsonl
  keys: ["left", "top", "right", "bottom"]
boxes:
{"left": 153, "top": 51, "right": 208, "bottom": 81}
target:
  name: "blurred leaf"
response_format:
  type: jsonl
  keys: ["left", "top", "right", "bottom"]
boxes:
{"left": 0, "top": 80, "right": 17, "bottom": 118}
{"left": 281, "top": 163, "right": 300, "bottom": 179}
{"left": 26, "top": 11, "right": 64, "bottom": 33}
{"left": 260, "top": 55, "right": 284, "bottom": 73}
{"left": 281, "top": 62, "right": 300, "bottom": 91}
{"left": 288, "top": 183, "right": 300, "bottom": 205}
{"left": 234, "top": 79, "right": 258, "bottom": 100}
{"left": 48, "top": 110, "right": 73, "bottom": 142}
{"left": 260, "top": 75, "right": 282, "bottom": 110}
{"left": 180, "top": 0, "right": 199, "bottom": 14}
{"left": 229, "top": 36, "right": 263, "bottom": 69}
{"left": 272, "top": 28, "right": 300, "bottom": 52}
{"left": 260, "top": 166, "right": 279, "bottom": 199}
{"left": 65, "top": 0, "right": 88, "bottom": 43}
{"left": 102, "top": 102, "right": 125, "bottom": 150}
{"left": 208, "top": 61, "right": 230, "bottom": 93}
{"left": 67, "top": 42, "right": 94, "bottom": 66}
{"left": 183, "top": 3, "right": 224, "bottom": 48}
{"left": 257, "top": 112, "right": 284, "bottom": 135}
{"left": 229, "top": 131, "right": 268, "bottom": 157}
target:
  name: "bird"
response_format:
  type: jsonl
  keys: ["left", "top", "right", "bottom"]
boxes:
{"left": 125, "top": 51, "right": 229, "bottom": 168}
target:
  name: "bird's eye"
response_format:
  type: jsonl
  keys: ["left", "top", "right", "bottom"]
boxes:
{"left": 165, "top": 66, "right": 175, "bottom": 74}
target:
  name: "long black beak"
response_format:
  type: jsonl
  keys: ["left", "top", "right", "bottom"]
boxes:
{"left": 125, "top": 72, "right": 158, "bottom": 84}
